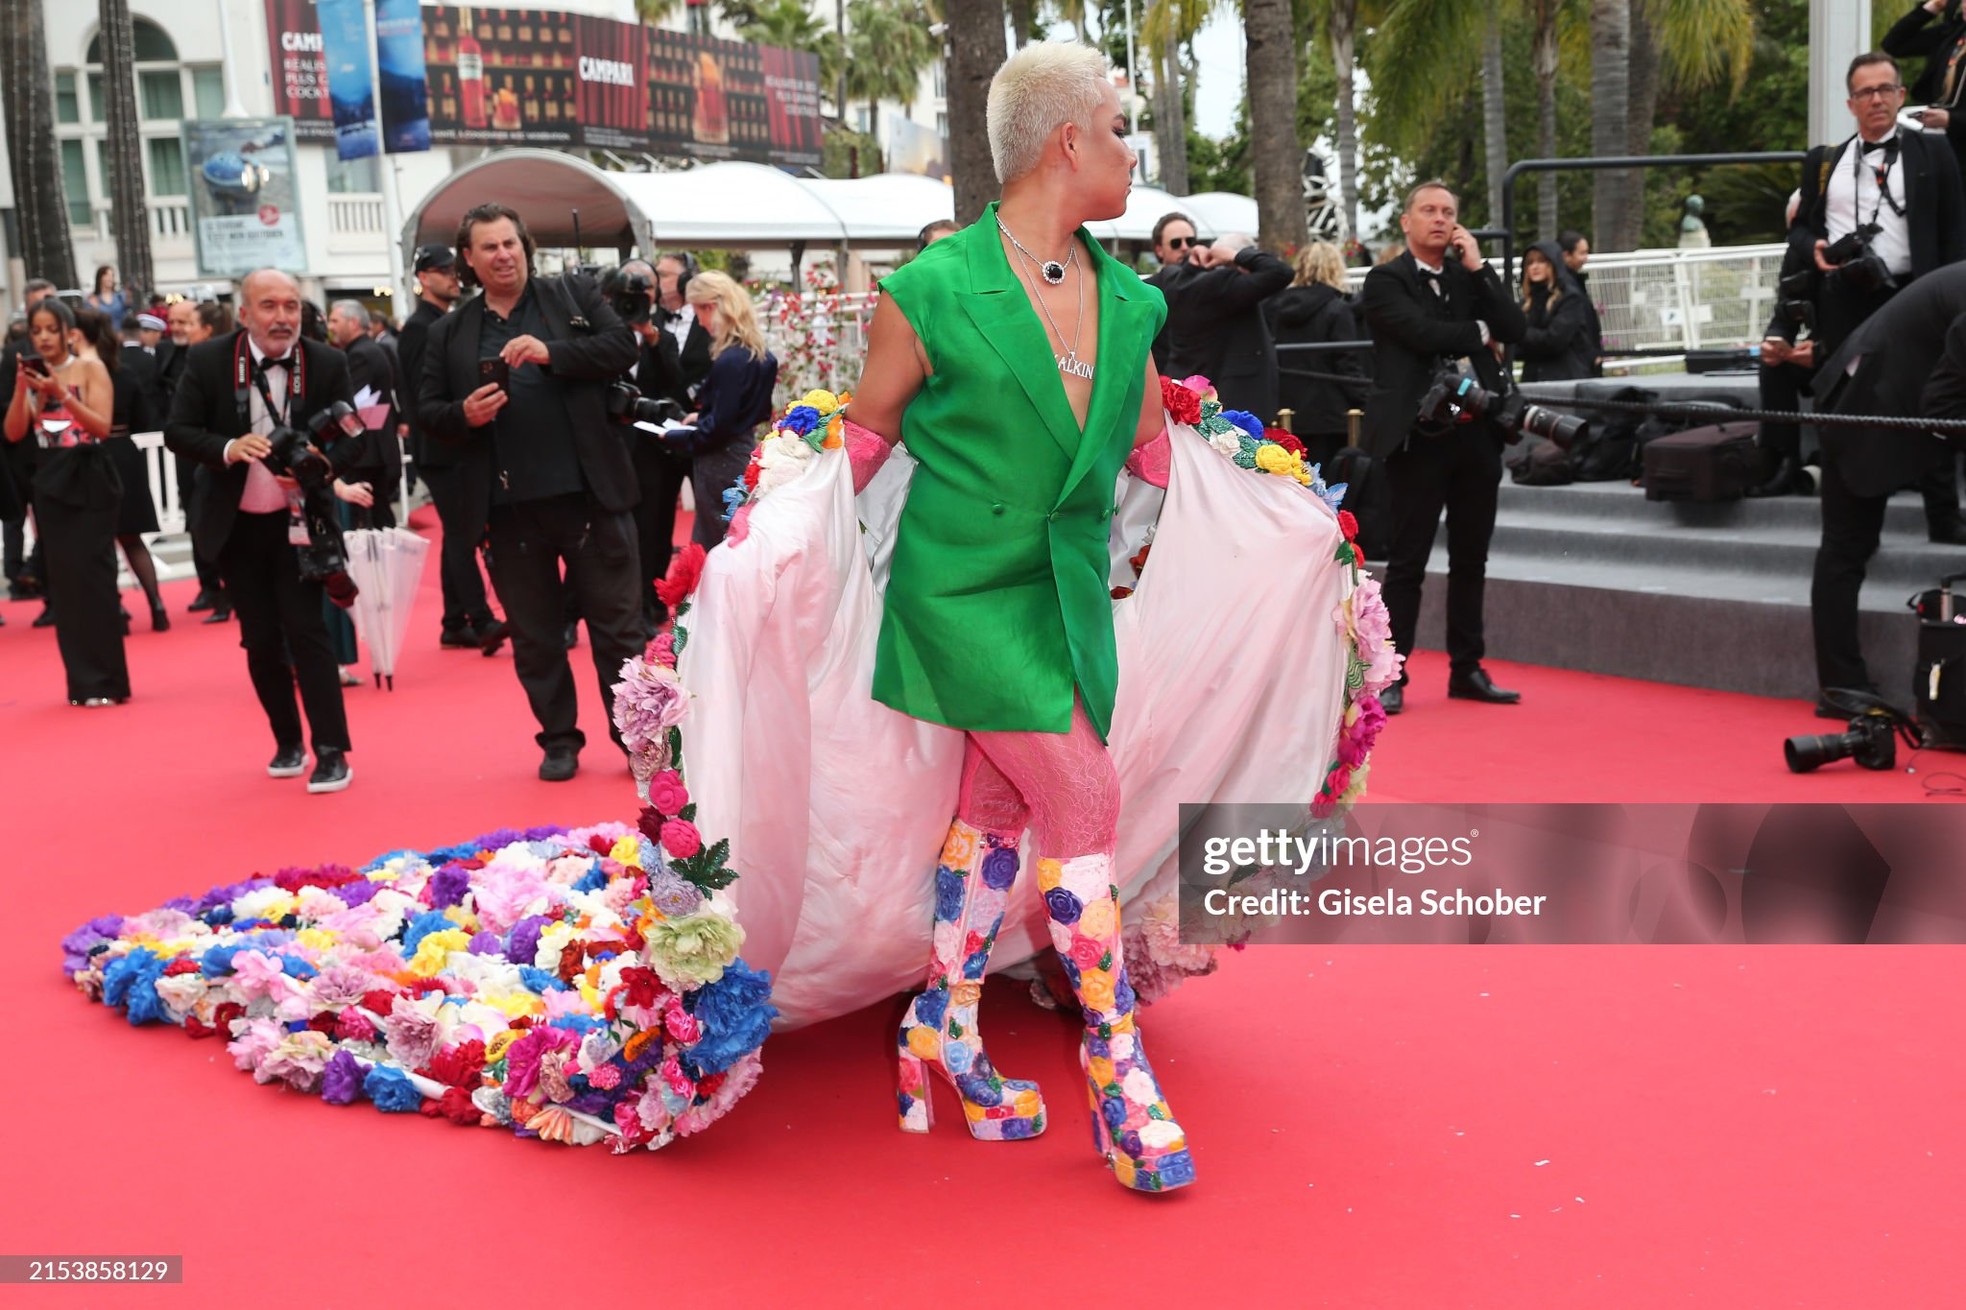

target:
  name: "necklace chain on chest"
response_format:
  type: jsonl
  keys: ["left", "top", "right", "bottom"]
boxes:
{"left": 998, "top": 217, "right": 1095, "bottom": 381}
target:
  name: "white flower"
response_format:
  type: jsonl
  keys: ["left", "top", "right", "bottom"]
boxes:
{"left": 534, "top": 920, "right": 577, "bottom": 971}
{"left": 1121, "top": 1068, "right": 1160, "bottom": 1106}
{"left": 1139, "top": 1120, "right": 1186, "bottom": 1149}
{"left": 1209, "top": 428, "right": 1243, "bottom": 457}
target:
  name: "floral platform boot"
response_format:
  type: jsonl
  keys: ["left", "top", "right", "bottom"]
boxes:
{"left": 895, "top": 820, "right": 1047, "bottom": 1140}
{"left": 1037, "top": 853, "right": 1196, "bottom": 1192}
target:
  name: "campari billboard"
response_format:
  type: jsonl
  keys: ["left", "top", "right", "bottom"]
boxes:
{"left": 262, "top": 1, "right": 821, "bottom": 169}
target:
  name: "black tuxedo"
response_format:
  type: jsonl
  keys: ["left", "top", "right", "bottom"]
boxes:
{"left": 1361, "top": 252, "right": 1529, "bottom": 681}
{"left": 396, "top": 295, "right": 488, "bottom": 633}
{"left": 656, "top": 311, "right": 713, "bottom": 401}
{"left": 1160, "top": 248, "right": 1293, "bottom": 423}
{"left": 337, "top": 334, "right": 400, "bottom": 523}
{"left": 1143, "top": 261, "right": 1188, "bottom": 372}
{"left": 415, "top": 274, "right": 643, "bottom": 757}
{"left": 163, "top": 332, "right": 356, "bottom": 755}
{"left": 1809, "top": 264, "right": 1966, "bottom": 693}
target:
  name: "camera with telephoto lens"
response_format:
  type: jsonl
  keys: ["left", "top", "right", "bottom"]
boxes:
{"left": 1417, "top": 368, "right": 1592, "bottom": 449}
{"left": 604, "top": 267, "right": 654, "bottom": 326}
{"left": 1775, "top": 269, "right": 1818, "bottom": 334}
{"left": 605, "top": 380, "right": 684, "bottom": 427}
{"left": 1783, "top": 692, "right": 1920, "bottom": 773}
{"left": 264, "top": 400, "right": 365, "bottom": 608}
{"left": 1824, "top": 224, "right": 1895, "bottom": 294}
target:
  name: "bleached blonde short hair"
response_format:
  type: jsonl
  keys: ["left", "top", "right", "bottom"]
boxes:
{"left": 987, "top": 42, "right": 1112, "bottom": 184}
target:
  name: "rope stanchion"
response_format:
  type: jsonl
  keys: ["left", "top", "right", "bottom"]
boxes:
{"left": 1536, "top": 395, "right": 1966, "bottom": 435}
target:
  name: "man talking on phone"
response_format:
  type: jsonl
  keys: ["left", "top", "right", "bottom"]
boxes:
{"left": 415, "top": 203, "right": 640, "bottom": 781}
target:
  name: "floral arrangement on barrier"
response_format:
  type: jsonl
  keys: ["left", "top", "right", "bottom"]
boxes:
{"left": 65, "top": 551, "right": 774, "bottom": 1153}
{"left": 755, "top": 261, "right": 869, "bottom": 408}
{"left": 718, "top": 388, "right": 851, "bottom": 526}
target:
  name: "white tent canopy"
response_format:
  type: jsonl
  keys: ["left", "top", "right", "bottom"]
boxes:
{"left": 400, "top": 150, "right": 1261, "bottom": 265}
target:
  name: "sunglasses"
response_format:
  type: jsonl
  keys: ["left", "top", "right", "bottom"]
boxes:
{"left": 1164, "top": 236, "right": 1198, "bottom": 249}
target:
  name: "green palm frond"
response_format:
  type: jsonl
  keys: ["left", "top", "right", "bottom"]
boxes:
{"left": 1644, "top": 0, "right": 1755, "bottom": 96}
{"left": 1364, "top": 0, "right": 1491, "bottom": 155}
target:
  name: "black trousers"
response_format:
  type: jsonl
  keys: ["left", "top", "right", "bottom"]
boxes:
{"left": 175, "top": 454, "right": 223, "bottom": 593}
{"left": 35, "top": 447, "right": 129, "bottom": 702}
{"left": 1811, "top": 458, "right": 1900, "bottom": 694}
{"left": 1382, "top": 429, "right": 1503, "bottom": 679}
{"left": 630, "top": 435, "right": 753, "bottom": 629}
{"left": 420, "top": 464, "right": 492, "bottom": 632}
{"left": 216, "top": 509, "right": 351, "bottom": 753}
{"left": 1757, "top": 359, "right": 1817, "bottom": 464}
{"left": 485, "top": 493, "right": 643, "bottom": 753}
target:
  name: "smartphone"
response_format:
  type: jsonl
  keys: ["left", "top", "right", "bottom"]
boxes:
{"left": 478, "top": 357, "right": 510, "bottom": 390}
{"left": 19, "top": 356, "right": 50, "bottom": 378}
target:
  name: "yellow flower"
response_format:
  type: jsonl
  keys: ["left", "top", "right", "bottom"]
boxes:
{"left": 964, "top": 1100, "right": 988, "bottom": 1122}
{"left": 1111, "top": 1155, "right": 1138, "bottom": 1186}
{"left": 1076, "top": 897, "right": 1117, "bottom": 942}
{"left": 1255, "top": 444, "right": 1294, "bottom": 475}
{"left": 941, "top": 825, "right": 978, "bottom": 869}
{"left": 1088, "top": 1055, "right": 1116, "bottom": 1087}
{"left": 485, "top": 1030, "right": 519, "bottom": 1063}
{"left": 1081, "top": 971, "right": 1117, "bottom": 1014}
{"left": 799, "top": 388, "right": 839, "bottom": 414}
{"left": 294, "top": 928, "right": 337, "bottom": 953}
{"left": 485, "top": 992, "right": 544, "bottom": 1020}
{"left": 1036, "top": 858, "right": 1066, "bottom": 892}
{"left": 608, "top": 835, "right": 640, "bottom": 866}
{"left": 408, "top": 928, "right": 470, "bottom": 977}
{"left": 1014, "top": 1089, "right": 1042, "bottom": 1117}
{"left": 443, "top": 905, "right": 480, "bottom": 933}
{"left": 907, "top": 1026, "right": 940, "bottom": 1059}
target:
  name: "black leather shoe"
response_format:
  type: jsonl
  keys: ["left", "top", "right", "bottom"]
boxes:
{"left": 202, "top": 604, "right": 232, "bottom": 625}
{"left": 187, "top": 589, "right": 219, "bottom": 613}
{"left": 307, "top": 749, "right": 352, "bottom": 794}
{"left": 1447, "top": 668, "right": 1522, "bottom": 704}
{"left": 440, "top": 625, "right": 479, "bottom": 649}
{"left": 1381, "top": 683, "right": 1404, "bottom": 715}
{"left": 268, "top": 744, "right": 307, "bottom": 778}
{"left": 539, "top": 746, "right": 579, "bottom": 782}
{"left": 478, "top": 619, "right": 510, "bottom": 656}
{"left": 150, "top": 603, "right": 171, "bottom": 632}
{"left": 1747, "top": 457, "right": 1803, "bottom": 498}
{"left": 32, "top": 607, "right": 55, "bottom": 628}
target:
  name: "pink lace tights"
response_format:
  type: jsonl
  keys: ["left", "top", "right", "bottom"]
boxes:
{"left": 955, "top": 696, "right": 1120, "bottom": 856}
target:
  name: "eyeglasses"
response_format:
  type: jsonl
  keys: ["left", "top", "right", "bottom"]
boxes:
{"left": 1850, "top": 84, "right": 1905, "bottom": 102}
{"left": 1164, "top": 236, "right": 1197, "bottom": 249}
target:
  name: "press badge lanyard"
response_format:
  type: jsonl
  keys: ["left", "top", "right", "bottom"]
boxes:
{"left": 1851, "top": 136, "right": 1907, "bottom": 228}
{"left": 230, "top": 335, "right": 313, "bottom": 543}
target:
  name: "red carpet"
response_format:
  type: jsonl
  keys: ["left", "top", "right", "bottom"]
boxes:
{"left": 3, "top": 519, "right": 1961, "bottom": 1308}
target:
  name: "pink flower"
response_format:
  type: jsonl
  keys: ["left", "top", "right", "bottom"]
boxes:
{"left": 660, "top": 1054, "right": 695, "bottom": 1100}
{"left": 648, "top": 631, "right": 677, "bottom": 669}
{"left": 1350, "top": 578, "right": 1393, "bottom": 658}
{"left": 663, "top": 1000, "right": 702, "bottom": 1044}
{"left": 646, "top": 770, "right": 690, "bottom": 815}
{"left": 660, "top": 820, "right": 702, "bottom": 860}
{"left": 383, "top": 997, "right": 442, "bottom": 1069}
{"left": 611, "top": 658, "right": 689, "bottom": 753}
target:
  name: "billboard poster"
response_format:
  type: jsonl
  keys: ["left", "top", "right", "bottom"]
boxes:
{"left": 647, "top": 29, "right": 821, "bottom": 170}
{"left": 316, "top": 0, "right": 379, "bottom": 161}
{"left": 885, "top": 114, "right": 948, "bottom": 183}
{"left": 376, "top": 0, "right": 433, "bottom": 153}
{"left": 262, "top": 0, "right": 335, "bottom": 141}
{"left": 421, "top": 5, "right": 579, "bottom": 148}
{"left": 574, "top": 15, "right": 650, "bottom": 151}
{"left": 182, "top": 118, "right": 309, "bottom": 278}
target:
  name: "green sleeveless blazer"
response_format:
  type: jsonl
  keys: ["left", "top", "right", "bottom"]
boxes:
{"left": 872, "top": 204, "right": 1165, "bottom": 740}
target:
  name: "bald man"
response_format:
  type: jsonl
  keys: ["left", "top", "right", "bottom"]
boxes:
{"left": 165, "top": 268, "right": 369, "bottom": 792}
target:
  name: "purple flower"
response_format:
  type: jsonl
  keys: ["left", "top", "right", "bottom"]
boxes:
{"left": 61, "top": 915, "right": 124, "bottom": 974}
{"left": 467, "top": 931, "right": 502, "bottom": 955}
{"left": 320, "top": 1049, "right": 367, "bottom": 1105}
{"left": 980, "top": 847, "right": 1020, "bottom": 891}
{"left": 507, "top": 915, "right": 552, "bottom": 966}
{"left": 429, "top": 864, "right": 472, "bottom": 909}
{"left": 336, "top": 878, "right": 381, "bottom": 907}
{"left": 1043, "top": 888, "right": 1083, "bottom": 926}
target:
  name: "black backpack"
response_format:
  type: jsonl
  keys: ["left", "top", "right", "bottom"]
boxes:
{"left": 1567, "top": 386, "right": 1653, "bottom": 481}
{"left": 1507, "top": 439, "right": 1576, "bottom": 485}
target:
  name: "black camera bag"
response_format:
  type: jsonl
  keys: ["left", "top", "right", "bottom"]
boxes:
{"left": 1642, "top": 421, "right": 1760, "bottom": 501}
{"left": 1911, "top": 574, "right": 1966, "bottom": 748}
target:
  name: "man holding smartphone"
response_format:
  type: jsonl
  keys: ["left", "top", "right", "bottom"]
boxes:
{"left": 415, "top": 203, "right": 641, "bottom": 782}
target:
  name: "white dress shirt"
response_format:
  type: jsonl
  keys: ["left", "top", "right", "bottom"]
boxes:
{"left": 1825, "top": 131, "right": 1913, "bottom": 278}
{"left": 235, "top": 336, "right": 296, "bottom": 513}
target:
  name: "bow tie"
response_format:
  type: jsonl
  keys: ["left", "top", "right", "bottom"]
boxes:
{"left": 259, "top": 355, "right": 292, "bottom": 371}
{"left": 1860, "top": 137, "right": 1896, "bottom": 155}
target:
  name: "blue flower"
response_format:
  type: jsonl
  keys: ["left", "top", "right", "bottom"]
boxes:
{"left": 912, "top": 988, "right": 949, "bottom": 1032}
{"left": 1220, "top": 409, "right": 1265, "bottom": 441}
{"left": 722, "top": 484, "right": 747, "bottom": 521}
{"left": 572, "top": 858, "right": 607, "bottom": 893}
{"left": 1113, "top": 973, "right": 1137, "bottom": 1016}
{"left": 1157, "top": 1150, "right": 1197, "bottom": 1187}
{"left": 1000, "top": 1116, "right": 1038, "bottom": 1140}
{"left": 104, "top": 948, "right": 170, "bottom": 1025}
{"left": 779, "top": 405, "right": 821, "bottom": 436}
{"left": 933, "top": 867, "right": 966, "bottom": 921}
{"left": 278, "top": 954, "right": 318, "bottom": 981}
{"left": 363, "top": 1066, "right": 423, "bottom": 1113}
{"left": 400, "top": 910, "right": 455, "bottom": 955}
{"left": 980, "top": 847, "right": 1019, "bottom": 891}
{"left": 200, "top": 944, "right": 244, "bottom": 978}
{"left": 518, "top": 966, "right": 569, "bottom": 994}
{"left": 1043, "top": 887, "right": 1083, "bottom": 925}
{"left": 683, "top": 959, "right": 777, "bottom": 1075}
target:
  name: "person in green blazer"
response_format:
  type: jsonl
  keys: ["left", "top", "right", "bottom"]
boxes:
{"left": 840, "top": 42, "right": 1194, "bottom": 1192}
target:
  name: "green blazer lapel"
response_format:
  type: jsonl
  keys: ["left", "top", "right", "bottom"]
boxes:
{"left": 960, "top": 208, "right": 1083, "bottom": 463}
{"left": 1056, "top": 241, "right": 1155, "bottom": 504}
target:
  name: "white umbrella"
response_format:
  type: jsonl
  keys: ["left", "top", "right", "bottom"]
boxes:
{"left": 343, "top": 526, "right": 428, "bottom": 690}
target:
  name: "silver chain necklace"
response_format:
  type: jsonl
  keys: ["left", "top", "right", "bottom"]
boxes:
{"left": 1008, "top": 239, "right": 1094, "bottom": 381}
{"left": 996, "top": 214, "right": 1075, "bottom": 285}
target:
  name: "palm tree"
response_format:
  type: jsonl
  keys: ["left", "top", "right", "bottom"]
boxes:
{"left": 0, "top": 0, "right": 77, "bottom": 286}
{"left": 1588, "top": 0, "right": 1634, "bottom": 250}
{"left": 1481, "top": 4, "right": 1508, "bottom": 227}
{"left": 947, "top": 0, "right": 1006, "bottom": 222}
{"left": 734, "top": 0, "right": 845, "bottom": 96}
{"left": 843, "top": 0, "right": 939, "bottom": 155}
{"left": 99, "top": 0, "right": 154, "bottom": 300}
{"left": 1142, "top": 0, "right": 1211, "bottom": 195}
{"left": 1244, "top": 0, "right": 1304, "bottom": 250}
{"left": 1322, "top": 0, "right": 1369, "bottom": 242}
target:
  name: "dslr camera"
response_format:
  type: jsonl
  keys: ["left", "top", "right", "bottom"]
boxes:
{"left": 1823, "top": 223, "right": 1894, "bottom": 294}
{"left": 1417, "top": 367, "right": 1591, "bottom": 449}
{"left": 603, "top": 266, "right": 654, "bottom": 327}
{"left": 1784, "top": 691, "right": 1919, "bottom": 773}
{"left": 1774, "top": 269, "right": 1818, "bottom": 335}
{"left": 264, "top": 400, "right": 365, "bottom": 608}
{"left": 605, "top": 380, "right": 684, "bottom": 428}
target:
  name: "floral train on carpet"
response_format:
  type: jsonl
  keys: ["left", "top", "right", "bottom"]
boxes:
{"left": 64, "top": 580, "right": 777, "bottom": 1151}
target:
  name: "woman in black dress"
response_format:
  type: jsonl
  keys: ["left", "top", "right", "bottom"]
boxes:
{"left": 72, "top": 307, "right": 169, "bottom": 632}
{"left": 1264, "top": 241, "right": 1370, "bottom": 471}
{"left": 1517, "top": 242, "right": 1593, "bottom": 384}
{"left": 3, "top": 298, "right": 128, "bottom": 705}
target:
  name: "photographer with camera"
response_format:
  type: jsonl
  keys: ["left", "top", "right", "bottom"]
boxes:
{"left": 164, "top": 268, "right": 370, "bottom": 792}
{"left": 605, "top": 258, "right": 692, "bottom": 633}
{"left": 1361, "top": 180, "right": 1527, "bottom": 715}
{"left": 414, "top": 203, "right": 641, "bottom": 783}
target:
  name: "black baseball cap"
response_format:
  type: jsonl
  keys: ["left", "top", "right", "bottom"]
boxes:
{"left": 414, "top": 244, "right": 456, "bottom": 273}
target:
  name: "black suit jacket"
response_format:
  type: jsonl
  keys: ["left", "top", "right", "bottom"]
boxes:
{"left": 416, "top": 274, "right": 639, "bottom": 547}
{"left": 1143, "top": 261, "right": 1187, "bottom": 372}
{"left": 163, "top": 332, "right": 356, "bottom": 559}
{"left": 1360, "top": 252, "right": 1529, "bottom": 460}
{"left": 651, "top": 311, "right": 712, "bottom": 401}
{"left": 1815, "top": 261, "right": 1966, "bottom": 497}
{"left": 397, "top": 298, "right": 449, "bottom": 466}
{"left": 1884, "top": 2, "right": 1966, "bottom": 105}
{"left": 1786, "top": 131, "right": 1966, "bottom": 282}
{"left": 1161, "top": 247, "right": 1294, "bottom": 423}
{"left": 635, "top": 326, "right": 689, "bottom": 408}
{"left": 119, "top": 344, "right": 170, "bottom": 430}
{"left": 338, "top": 335, "right": 401, "bottom": 492}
